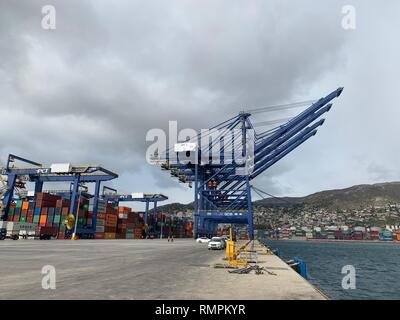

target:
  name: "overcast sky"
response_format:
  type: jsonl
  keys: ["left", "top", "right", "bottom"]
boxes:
{"left": 1, "top": 0, "right": 399, "bottom": 208}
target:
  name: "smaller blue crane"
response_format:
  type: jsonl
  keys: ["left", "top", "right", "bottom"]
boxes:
{"left": 101, "top": 186, "right": 168, "bottom": 232}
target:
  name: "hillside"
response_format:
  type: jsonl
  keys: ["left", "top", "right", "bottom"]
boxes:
{"left": 159, "top": 182, "right": 400, "bottom": 212}
{"left": 254, "top": 182, "right": 400, "bottom": 211}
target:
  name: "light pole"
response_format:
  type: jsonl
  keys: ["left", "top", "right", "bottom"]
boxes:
{"left": 71, "top": 191, "right": 81, "bottom": 240}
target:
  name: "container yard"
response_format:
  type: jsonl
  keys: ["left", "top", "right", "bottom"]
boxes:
{"left": 0, "top": 194, "right": 193, "bottom": 241}
{"left": 0, "top": 87, "right": 345, "bottom": 301}
{"left": 0, "top": 154, "right": 193, "bottom": 241}
{"left": 256, "top": 226, "right": 400, "bottom": 242}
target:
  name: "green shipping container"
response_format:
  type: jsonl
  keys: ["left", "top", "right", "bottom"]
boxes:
{"left": 16, "top": 200, "right": 23, "bottom": 208}
{"left": 20, "top": 217, "right": 26, "bottom": 222}
{"left": 53, "top": 215, "right": 61, "bottom": 224}
{"left": 33, "top": 215, "right": 40, "bottom": 223}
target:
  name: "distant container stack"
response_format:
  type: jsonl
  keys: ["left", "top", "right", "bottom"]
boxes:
{"left": 255, "top": 224, "right": 400, "bottom": 242}
{"left": 4, "top": 192, "right": 192, "bottom": 240}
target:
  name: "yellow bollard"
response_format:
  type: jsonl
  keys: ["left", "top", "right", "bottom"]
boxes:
{"left": 225, "top": 227, "right": 248, "bottom": 266}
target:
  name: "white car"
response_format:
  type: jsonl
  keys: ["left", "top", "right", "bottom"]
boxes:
{"left": 196, "top": 237, "right": 210, "bottom": 243}
{"left": 208, "top": 237, "right": 225, "bottom": 250}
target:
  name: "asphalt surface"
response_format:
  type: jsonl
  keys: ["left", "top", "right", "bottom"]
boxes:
{"left": 0, "top": 239, "right": 324, "bottom": 300}
{"left": 0, "top": 239, "right": 223, "bottom": 299}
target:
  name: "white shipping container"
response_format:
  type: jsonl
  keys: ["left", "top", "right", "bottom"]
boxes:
{"left": 88, "top": 204, "right": 107, "bottom": 210}
{"left": 0, "top": 222, "right": 37, "bottom": 232}
{"left": 96, "top": 220, "right": 105, "bottom": 226}
{"left": 19, "top": 230, "right": 37, "bottom": 238}
{"left": 50, "top": 163, "right": 71, "bottom": 173}
{"left": 370, "top": 227, "right": 382, "bottom": 232}
{"left": 354, "top": 226, "right": 366, "bottom": 232}
{"left": 327, "top": 226, "right": 339, "bottom": 231}
{"left": 132, "top": 192, "right": 144, "bottom": 199}
{"left": 89, "top": 199, "right": 107, "bottom": 205}
{"left": 88, "top": 206, "right": 107, "bottom": 212}
{"left": 118, "top": 213, "right": 128, "bottom": 219}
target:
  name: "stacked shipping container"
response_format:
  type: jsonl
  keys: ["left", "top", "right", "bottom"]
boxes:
{"left": 6, "top": 193, "right": 192, "bottom": 240}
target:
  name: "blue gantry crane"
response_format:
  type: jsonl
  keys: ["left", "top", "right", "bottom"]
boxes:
{"left": 153, "top": 88, "right": 344, "bottom": 240}
{"left": 101, "top": 186, "right": 168, "bottom": 232}
{"left": 0, "top": 154, "right": 118, "bottom": 236}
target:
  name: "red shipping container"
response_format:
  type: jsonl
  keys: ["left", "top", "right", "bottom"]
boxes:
{"left": 21, "top": 209, "right": 28, "bottom": 218}
{"left": 56, "top": 199, "right": 70, "bottom": 208}
{"left": 95, "top": 233, "right": 105, "bottom": 239}
{"left": 61, "top": 207, "right": 69, "bottom": 216}
{"left": 36, "top": 200, "right": 58, "bottom": 208}
{"left": 105, "top": 226, "right": 116, "bottom": 233}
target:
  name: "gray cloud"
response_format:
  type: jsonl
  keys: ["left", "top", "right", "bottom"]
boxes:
{"left": 1, "top": 0, "right": 399, "bottom": 203}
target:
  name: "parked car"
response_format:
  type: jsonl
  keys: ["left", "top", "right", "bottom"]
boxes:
{"left": 208, "top": 237, "right": 225, "bottom": 250}
{"left": 220, "top": 235, "right": 230, "bottom": 243}
{"left": 196, "top": 237, "right": 210, "bottom": 243}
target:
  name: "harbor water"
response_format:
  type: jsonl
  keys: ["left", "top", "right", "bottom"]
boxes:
{"left": 265, "top": 240, "right": 400, "bottom": 300}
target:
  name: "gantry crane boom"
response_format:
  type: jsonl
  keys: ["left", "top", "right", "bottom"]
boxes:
{"left": 154, "top": 88, "right": 344, "bottom": 239}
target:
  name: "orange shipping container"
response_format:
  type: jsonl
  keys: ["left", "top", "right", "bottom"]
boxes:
{"left": 104, "top": 232, "right": 116, "bottom": 239}
{"left": 22, "top": 201, "right": 29, "bottom": 210}
{"left": 40, "top": 215, "right": 47, "bottom": 224}
{"left": 396, "top": 233, "right": 400, "bottom": 241}
{"left": 106, "top": 214, "right": 118, "bottom": 221}
{"left": 105, "top": 221, "right": 117, "bottom": 228}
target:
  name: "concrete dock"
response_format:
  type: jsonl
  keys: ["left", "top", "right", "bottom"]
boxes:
{"left": 0, "top": 239, "right": 326, "bottom": 300}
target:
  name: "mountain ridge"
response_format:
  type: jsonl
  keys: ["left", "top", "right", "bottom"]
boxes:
{"left": 155, "top": 182, "right": 400, "bottom": 214}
